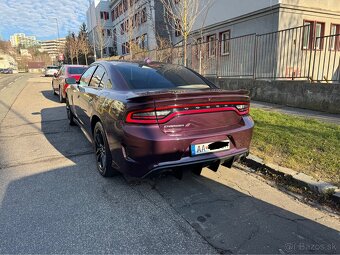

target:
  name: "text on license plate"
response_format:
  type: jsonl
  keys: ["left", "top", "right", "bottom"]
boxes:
{"left": 191, "top": 140, "right": 230, "bottom": 156}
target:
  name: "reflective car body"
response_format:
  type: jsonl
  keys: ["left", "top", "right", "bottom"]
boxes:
{"left": 66, "top": 61, "right": 254, "bottom": 178}
{"left": 52, "top": 65, "right": 87, "bottom": 102}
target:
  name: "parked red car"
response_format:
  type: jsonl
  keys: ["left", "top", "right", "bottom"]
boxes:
{"left": 52, "top": 65, "right": 87, "bottom": 103}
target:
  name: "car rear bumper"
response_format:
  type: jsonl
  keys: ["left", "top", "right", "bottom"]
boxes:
{"left": 128, "top": 149, "right": 249, "bottom": 178}
{"left": 109, "top": 116, "right": 254, "bottom": 178}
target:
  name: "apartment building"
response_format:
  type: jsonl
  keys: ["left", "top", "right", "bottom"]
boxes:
{"left": 10, "top": 33, "right": 39, "bottom": 48}
{"left": 87, "top": 0, "right": 115, "bottom": 58}
{"left": 108, "top": 0, "right": 169, "bottom": 56}
{"left": 40, "top": 39, "right": 66, "bottom": 58}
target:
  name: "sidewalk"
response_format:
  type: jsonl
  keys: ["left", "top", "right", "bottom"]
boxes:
{"left": 251, "top": 101, "right": 340, "bottom": 125}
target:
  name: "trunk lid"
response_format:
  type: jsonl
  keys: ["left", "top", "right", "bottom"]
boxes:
{"left": 127, "top": 89, "right": 250, "bottom": 136}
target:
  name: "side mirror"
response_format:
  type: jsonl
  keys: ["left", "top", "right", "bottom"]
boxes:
{"left": 53, "top": 73, "right": 58, "bottom": 78}
{"left": 65, "top": 77, "right": 77, "bottom": 85}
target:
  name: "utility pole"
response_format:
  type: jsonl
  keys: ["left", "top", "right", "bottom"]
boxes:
{"left": 53, "top": 18, "right": 61, "bottom": 65}
{"left": 89, "top": 0, "right": 97, "bottom": 61}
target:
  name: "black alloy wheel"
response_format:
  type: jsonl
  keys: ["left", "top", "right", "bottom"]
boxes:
{"left": 93, "top": 122, "right": 117, "bottom": 177}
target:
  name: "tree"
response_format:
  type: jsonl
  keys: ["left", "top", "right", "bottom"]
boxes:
{"left": 78, "top": 23, "right": 91, "bottom": 65}
{"left": 160, "top": 0, "right": 212, "bottom": 66}
{"left": 65, "top": 32, "right": 78, "bottom": 64}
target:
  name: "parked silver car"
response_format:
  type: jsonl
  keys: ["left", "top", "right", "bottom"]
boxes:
{"left": 44, "top": 66, "right": 60, "bottom": 77}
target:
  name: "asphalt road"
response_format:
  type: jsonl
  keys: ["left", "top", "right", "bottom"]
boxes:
{"left": 0, "top": 74, "right": 339, "bottom": 254}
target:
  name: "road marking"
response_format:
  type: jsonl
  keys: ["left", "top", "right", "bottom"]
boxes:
{"left": 1, "top": 87, "right": 7, "bottom": 91}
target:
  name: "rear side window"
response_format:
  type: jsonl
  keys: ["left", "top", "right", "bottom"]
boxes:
{"left": 68, "top": 67, "right": 87, "bottom": 75}
{"left": 79, "top": 66, "right": 97, "bottom": 86}
{"left": 115, "top": 63, "right": 212, "bottom": 90}
{"left": 90, "top": 66, "right": 105, "bottom": 88}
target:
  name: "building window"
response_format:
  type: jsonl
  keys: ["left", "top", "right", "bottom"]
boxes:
{"left": 175, "top": 19, "right": 182, "bottom": 37}
{"left": 100, "top": 11, "right": 109, "bottom": 20}
{"left": 141, "top": 8, "right": 147, "bottom": 23}
{"left": 111, "top": 10, "right": 116, "bottom": 21}
{"left": 120, "top": 23, "right": 124, "bottom": 35}
{"left": 330, "top": 24, "right": 340, "bottom": 51}
{"left": 140, "top": 34, "right": 148, "bottom": 50}
{"left": 174, "top": 0, "right": 180, "bottom": 3}
{"left": 107, "top": 29, "right": 111, "bottom": 37}
{"left": 207, "top": 34, "right": 216, "bottom": 57}
{"left": 123, "top": 0, "right": 128, "bottom": 12}
{"left": 220, "top": 30, "right": 230, "bottom": 55}
{"left": 315, "top": 22, "right": 325, "bottom": 50}
{"left": 102, "top": 29, "right": 105, "bottom": 37}
{"left": 302, "top": 20, "right": 325, "bottom": 50}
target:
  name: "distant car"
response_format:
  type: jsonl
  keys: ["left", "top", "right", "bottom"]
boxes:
{"left": 2, "top": 68, "right": 13, "bottom": 74}
{"left": 65, "top": 61, "right": 254, "bottom": 178}
{"left": 0, "top": 68, "right": 4, "bottom": 74}
{"left": 52, "top": 65, "right": 88, "bottom": 103}
{"left": 45, "top": 65, "right": 60, "bottom": 77}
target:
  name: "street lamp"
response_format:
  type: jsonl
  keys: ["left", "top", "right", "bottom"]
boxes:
{"left": 88, "top": 0, "right": 97, "bottom": 61}
{"left": 53, "top": 17, "right": 61, "bottom": 65}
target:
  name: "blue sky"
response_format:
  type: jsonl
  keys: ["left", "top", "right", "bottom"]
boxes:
{"left": 0, "top": 0, "right": 90, "bottom": 41}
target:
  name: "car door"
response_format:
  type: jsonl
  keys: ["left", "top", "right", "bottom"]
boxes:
{"left": 73, "top": 65, "right": 97, "bottom": 124}
{"left": 77, "top": 65, "right": 106, "bottom": 134}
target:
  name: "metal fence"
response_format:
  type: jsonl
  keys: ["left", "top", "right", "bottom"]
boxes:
{"left": 128, "top": 25, "right": 340, "bottom": 83}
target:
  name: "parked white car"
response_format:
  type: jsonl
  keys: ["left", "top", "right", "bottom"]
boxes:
{"left": 44, "top": 66, "right": 60, "bottom": 77}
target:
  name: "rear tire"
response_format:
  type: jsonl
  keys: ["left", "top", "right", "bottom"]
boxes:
{"left": 93, "top": 122, "right": 117, "bottom": 177}
{"left": 66, "top": 97, "right": 76, "bottom": 126}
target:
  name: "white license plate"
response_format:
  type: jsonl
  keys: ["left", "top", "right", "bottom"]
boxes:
{"left": 191, "top": 140, "right": 230, "bottom": 156}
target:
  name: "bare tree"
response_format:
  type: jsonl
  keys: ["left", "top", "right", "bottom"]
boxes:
{"left": 78, "top": 34, "right": 90, "bottom": 65}
{"left": 160, "top": 0, "right": 212, "bottom": 66}
{"left": 78, "top": 23, "right": 91, "bottom": 65}
{"left": 66, "top": 32, "right": 78, "bottom": 64}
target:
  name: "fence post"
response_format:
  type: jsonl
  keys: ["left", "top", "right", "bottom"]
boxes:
{"left": 253, "top": 35, "right": 258, "bottom": 79}
{"left": 216, "top": 39, "right": 220, "bottom": 77}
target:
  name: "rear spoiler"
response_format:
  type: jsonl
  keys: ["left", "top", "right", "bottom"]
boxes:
{"left": 127, "top": 89, "right": 250, "bottom": 103}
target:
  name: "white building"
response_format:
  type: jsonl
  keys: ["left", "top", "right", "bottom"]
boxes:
{"left": 10, "top": 33, "right": 39, "bottom": 48}
{"left": 87, "top": 0, "right": 114, "bottom": 58}
{"left": 40, "top": 39, "right": 66, "bottom": 57}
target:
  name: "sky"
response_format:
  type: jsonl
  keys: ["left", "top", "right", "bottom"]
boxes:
{"left": 0, "top": 0, "right": 90, "bottom": 41}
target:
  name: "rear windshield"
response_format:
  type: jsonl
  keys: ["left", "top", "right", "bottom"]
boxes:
{"left": 47, "top": 66, "right": 59, "bottom": 69}
{"left": 68, "top": 67, "right": 87, "bottom": 75}
{"left": 115, "top": 63, "right": 213, "bottom": 90}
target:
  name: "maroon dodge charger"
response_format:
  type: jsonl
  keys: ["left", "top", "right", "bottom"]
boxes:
{"left": 65, "top": 61, "right": 254, "bottom": 178}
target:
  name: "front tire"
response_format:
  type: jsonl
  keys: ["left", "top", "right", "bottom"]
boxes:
{"left": 93, "top": 122, "right": 117, "bottom": 177}
{"left": 52, "top": 82, "right": 57, "bottom": 95}
{"left": 59, "top": 86, "right": 65, "bottom": 103}
{"left": 66, "top": 97, "right": 76, "bottom": 126}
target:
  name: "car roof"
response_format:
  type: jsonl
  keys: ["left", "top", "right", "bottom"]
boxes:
{"left": 64, "top": 65, "right": 87, "bottom": 68}
{"left": 92, "top": 60, "right": 177, "bottom": 70}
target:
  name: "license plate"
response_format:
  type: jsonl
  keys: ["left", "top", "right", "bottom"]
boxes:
{"left": 191, "top": 140, "right": 230, "bottom": 156}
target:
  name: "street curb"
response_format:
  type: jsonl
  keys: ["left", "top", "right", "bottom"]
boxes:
{"left": 242, "top": 154, "right": 340, "bottom": 204}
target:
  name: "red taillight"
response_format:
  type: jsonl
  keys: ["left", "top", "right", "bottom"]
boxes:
{"left": 126, "top": 102, "right": 250, "bottom": 124}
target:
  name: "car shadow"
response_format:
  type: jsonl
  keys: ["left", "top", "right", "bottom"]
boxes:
{"left": 41, "top": 90, "right": 59, "bottom": 103}
{"left": 35, "top": 105, "right": 340, "bottom": 254}
{"left": 0, "top": 157, "right": 339, "bottom": 254}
